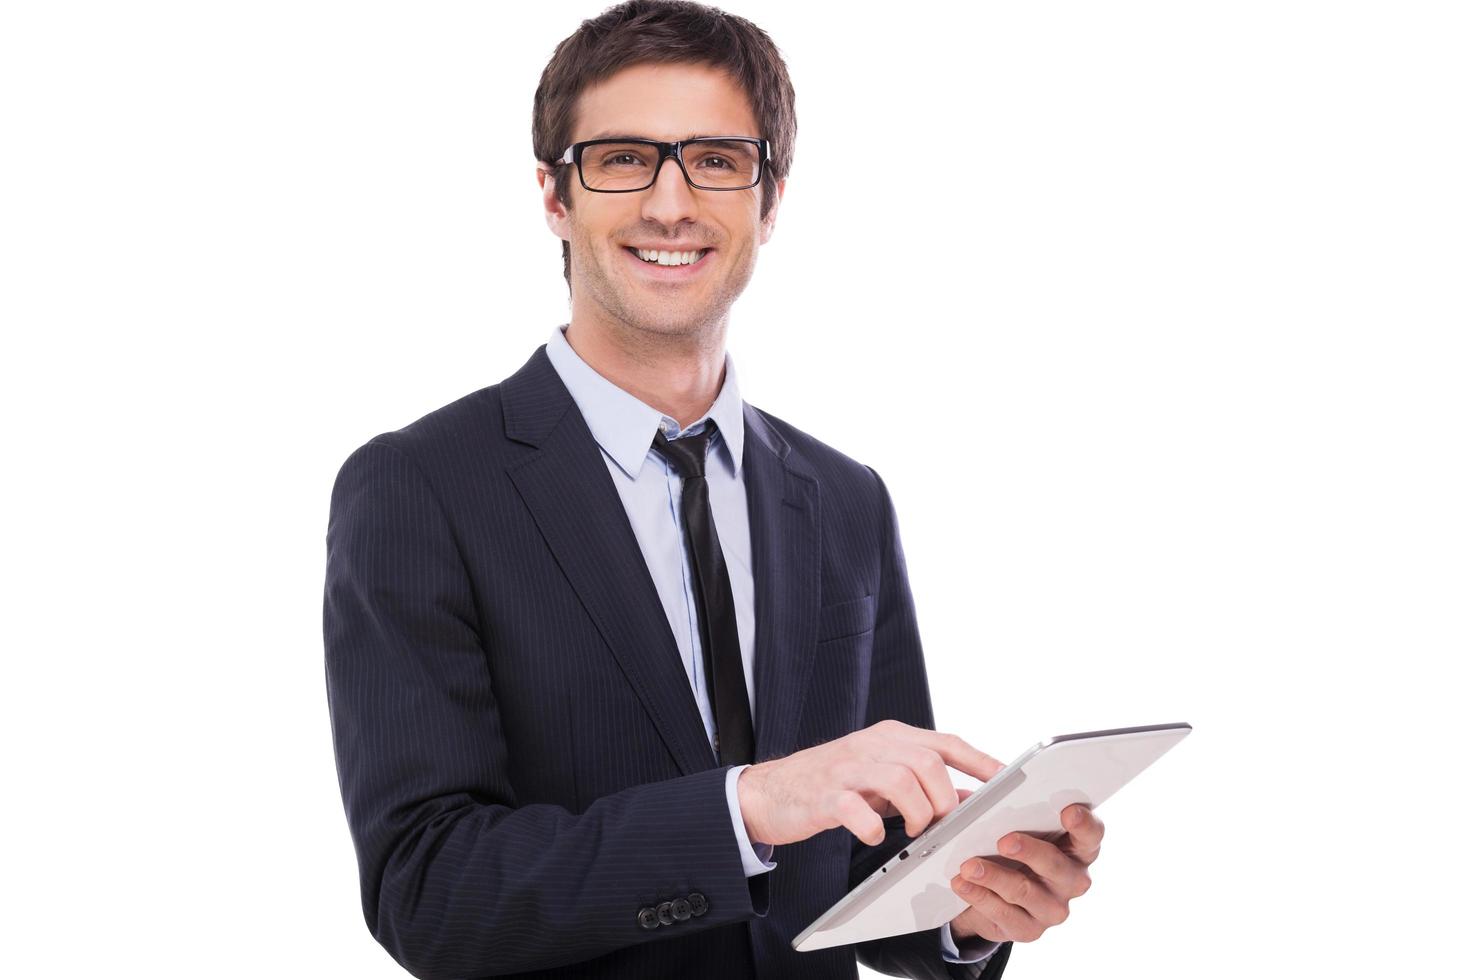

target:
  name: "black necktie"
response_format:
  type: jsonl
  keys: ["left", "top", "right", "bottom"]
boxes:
{"left": 650, "top": 421, "right": 756, "bottom": 766}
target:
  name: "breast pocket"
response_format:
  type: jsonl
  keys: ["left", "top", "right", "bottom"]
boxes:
{"left": 802, "top": 594, "right": 878, "bottom": 747}
{"left": 816, "top": 593, "right": 876, "bottom": 643}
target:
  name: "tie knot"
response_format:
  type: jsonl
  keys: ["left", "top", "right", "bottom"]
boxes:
{"left": 651, "top": 421, "right": 717, "bottom": 479}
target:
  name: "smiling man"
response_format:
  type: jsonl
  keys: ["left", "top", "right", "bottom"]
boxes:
{"left": 540, "top": 62, "right": 763, "bottom": 366}
{"left": 323, "top": 3, "right": 1101, "bottom": 979}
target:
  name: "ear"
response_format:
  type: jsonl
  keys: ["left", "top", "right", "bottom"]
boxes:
{"left": 537, "top": 163, "right": 572, "bottom": 242}
{"left": 758, "top": 176, "right": 786, "bottom": 246}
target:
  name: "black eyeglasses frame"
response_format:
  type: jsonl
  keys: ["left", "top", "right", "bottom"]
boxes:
{"left": 553, "top": 137, "right": 770, "bottom": 193}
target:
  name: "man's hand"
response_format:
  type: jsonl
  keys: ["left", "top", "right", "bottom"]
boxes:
{"left": 947, "top": 800, "right": 1104, "bottom": 944}
{"left": 736, "top": 719, "right": 1005, "bottom": 847}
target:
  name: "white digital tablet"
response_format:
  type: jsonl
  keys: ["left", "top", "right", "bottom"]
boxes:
{"left": 791, "top": 721, "right": 1193, "bottom": 953}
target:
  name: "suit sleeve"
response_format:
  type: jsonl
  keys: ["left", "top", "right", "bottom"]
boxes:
{"left": 323, "top": 439, "right": 768, "bottom": 979}
{"left": 848, "top": 466, "right": 1014, "bottom": 980}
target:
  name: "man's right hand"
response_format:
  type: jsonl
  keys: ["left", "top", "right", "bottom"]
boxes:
{"left": 736, "top": 719, "right": 1006, "bottom": 848}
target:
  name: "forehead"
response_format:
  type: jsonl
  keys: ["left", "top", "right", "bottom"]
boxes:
{"left": 571, "top": 62, "right": 759, "bottom": 142}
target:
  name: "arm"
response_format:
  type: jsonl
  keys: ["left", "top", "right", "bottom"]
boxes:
{"left": 323, "top": 440, "right": 768, "bottom": 979}
{"left": 848, "top": 466, "right": 1014, "bottom": 980}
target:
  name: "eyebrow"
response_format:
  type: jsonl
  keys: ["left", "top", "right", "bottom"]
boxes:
{"left": 583, "top": 131, "right": 743, "bottom": 141}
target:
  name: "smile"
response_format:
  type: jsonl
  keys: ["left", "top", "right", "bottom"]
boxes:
{"left": 622, "top": 245, "right": 714, "bottom": 279}
{"left": 626, "top": 246, "right": 710, "bottom": 266}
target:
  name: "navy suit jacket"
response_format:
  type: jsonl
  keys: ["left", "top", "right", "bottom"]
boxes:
{"left": 323, "top": 344, "right": 1014, "bottom": 979}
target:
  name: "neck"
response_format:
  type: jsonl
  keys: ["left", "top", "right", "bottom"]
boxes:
{"left": 562, "top": 315, "right": 727, "bottom": 431}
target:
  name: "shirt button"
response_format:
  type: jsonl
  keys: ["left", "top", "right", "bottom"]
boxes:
{"left": 688, "top": 892, "right": 708, "bottom": 916}
{"left": 671, "top": 897, "right": 691, "bottom": 921}
{"left": 656, "top": 901, "right": 675, "bottom": 926}
{"left": 637, "top": 906, "right": 659, "bottom": 930}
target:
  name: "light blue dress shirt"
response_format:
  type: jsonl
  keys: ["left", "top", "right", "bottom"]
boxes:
{"left": 544, "top": 323, "right": 997, "bottom": 968}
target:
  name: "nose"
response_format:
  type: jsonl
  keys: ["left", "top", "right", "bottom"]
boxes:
{"left": 639, "top": 152, "right": 701, "bottom": 228}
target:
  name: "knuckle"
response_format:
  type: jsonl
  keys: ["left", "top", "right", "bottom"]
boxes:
{"left": 881, "top": 764, "right": 912, "bottom": 799}
{"left": 903, "top": 771, "right": 932, "bottom": 808}
{"left": 908, "top": 785, "right": 935, "bottom": 827}
{"left": 861, "top": 763, "right": 889, "bottom": 795}
{"left": 828, "top": 789, "right": 862, "bottom": 821}
{"left": 1076, "top": 871, "right": 1093, "bottom": 896}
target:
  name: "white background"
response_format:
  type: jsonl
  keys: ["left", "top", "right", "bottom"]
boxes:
{"left": 3, "top": 1, "right": 1465, "bottom": 976}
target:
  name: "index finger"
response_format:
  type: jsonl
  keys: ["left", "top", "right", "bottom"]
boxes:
{"left": 883, "top": 721, "right": 1006, "bottom": 782}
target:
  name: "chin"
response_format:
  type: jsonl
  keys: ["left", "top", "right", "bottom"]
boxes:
{"left": 625, "top": 311, "right": 711, "bottom": 337}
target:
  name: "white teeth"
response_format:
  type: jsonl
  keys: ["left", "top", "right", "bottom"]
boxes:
{"left": 634, "top": 248, "right": 706, "bottom": 266}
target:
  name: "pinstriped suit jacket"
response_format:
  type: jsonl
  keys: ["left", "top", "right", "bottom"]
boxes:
{"left": 323, "top": 344, "right": 1013, "bottom": 980}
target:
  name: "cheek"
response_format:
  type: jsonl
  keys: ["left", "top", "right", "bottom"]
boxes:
{"left": 568, "top": 200, "right": 620, "bottom": 246}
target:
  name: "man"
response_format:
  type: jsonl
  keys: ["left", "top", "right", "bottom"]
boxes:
{"left": 323, "top": 2, "right": 1103, "bottom": 978}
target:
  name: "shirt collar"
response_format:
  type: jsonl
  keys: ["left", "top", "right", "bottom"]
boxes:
{"left": 544, "top": 323, "right": 746, "bottom": 481}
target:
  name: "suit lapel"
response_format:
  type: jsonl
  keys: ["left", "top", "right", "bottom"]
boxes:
{"left": 742, "top": 403, "right": 823, "bottom": 766}
{"left": 500, "top": 345, "right": 822, "bottom": 777}
{"left": 503, "top": 347, "right": 716, "bottom": 776}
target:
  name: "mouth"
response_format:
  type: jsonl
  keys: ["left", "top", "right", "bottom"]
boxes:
{"left": 622, "top": 245, "right": 714, "bottom": 280}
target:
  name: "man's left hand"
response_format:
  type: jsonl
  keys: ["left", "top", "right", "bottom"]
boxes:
{"left": 947, "top": 799, "right": 1104, "bottom": 944}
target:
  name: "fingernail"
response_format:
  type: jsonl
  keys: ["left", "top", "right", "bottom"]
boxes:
{"left": 968, "top": 863, "right": 984, "bottom": 879}
{"left": 1002, "top": 837, "right": 1021, "bottom": 854}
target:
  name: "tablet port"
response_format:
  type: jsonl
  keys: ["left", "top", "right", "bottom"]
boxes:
{"left": 899, "top": 849, "right": 909, "bottom": 860}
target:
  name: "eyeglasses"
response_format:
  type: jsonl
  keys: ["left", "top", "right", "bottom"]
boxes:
{"left": 555, "top": 137, "right": 769, "bottom": 192}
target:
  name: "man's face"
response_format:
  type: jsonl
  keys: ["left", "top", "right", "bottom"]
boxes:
{"left": 538, "top": 62, "right": 785, "bottom": 345}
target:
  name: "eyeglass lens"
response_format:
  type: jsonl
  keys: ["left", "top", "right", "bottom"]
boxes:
{"left": 580, "top": 140, "right": 761, "bottom": 190}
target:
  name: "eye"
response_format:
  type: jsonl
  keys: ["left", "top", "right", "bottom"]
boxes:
{"left": 700, "top": 156, "right": 732, "bottom": 170}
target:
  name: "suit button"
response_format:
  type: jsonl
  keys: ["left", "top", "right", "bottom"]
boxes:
{"left": 688, "top": 892, "right": 708, "bottom": 917}
{"left": 657, "top": 901, "right": 675, "bottom": 926}
{"left": 637, "top": 906, "right": 659, "bottom": 930}
{"left": 671, "top": 898, "right": 691, "bottom": 921}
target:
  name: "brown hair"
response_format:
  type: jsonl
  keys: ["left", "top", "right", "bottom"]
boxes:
{"left": 532, "top": 0, "right": 797, "bottom": 293}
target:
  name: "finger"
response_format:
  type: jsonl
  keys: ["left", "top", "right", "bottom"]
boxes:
{"left": 876, "top": 721, "right": 1006, "bottom": 783}
{"left": 994, "top": 831, "right": 1091, "bottom": 899}
{"left": 958, "top": 860, "right": 1068, "bottom": 930}
{"left": 952, "top": 877, "right": 1046, "bottom": 943}
{"left": 1062, "top": 804, "right": 1105, "bottom": 862}
{"left": 956, "top": 787, "right": 974, "bottom": 802}
{"left": 861, "top": 762, "right": 934, "bottom": 839}
{"left": 879, "top": 741, "right": 963, "bottom": 827}
{"left": 831, "top": 789, "right": 887, "bottom": 847}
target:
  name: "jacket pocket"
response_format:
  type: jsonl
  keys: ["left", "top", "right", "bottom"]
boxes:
{"left": 816, "top": 594, "right": 876, "bottom": 643}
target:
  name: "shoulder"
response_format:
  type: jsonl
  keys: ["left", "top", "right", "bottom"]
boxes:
{"left": 744, "top": 403, "right": 890, "bottom": 515}
{"left": 333, "top": 344, "right": 569, "bottom": 481}
{"left": 330, "top": 380, "right": 518, "bottom": 498}
{"left": 375, "top": 383, "right": 505, "bottom": 456}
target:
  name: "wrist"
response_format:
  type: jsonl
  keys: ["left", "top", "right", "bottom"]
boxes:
{"left": 737, "top": 762, "right": 766, "bottom": 843}
{"left": 948, "top": 914, "right": 977, "bottom": 943}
